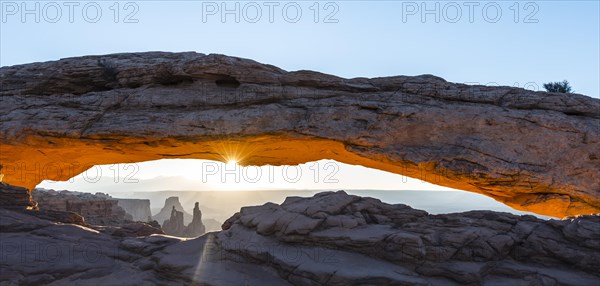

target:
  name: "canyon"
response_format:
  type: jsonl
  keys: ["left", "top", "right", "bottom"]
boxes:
{"left": 0, "top": 52, "right": 598, "bottom": 217}
{"left": 28, "top": 188, "right": 207, "bottom": 237}
{"left": 117, "top": 198, "right": 152, "bottom": 222}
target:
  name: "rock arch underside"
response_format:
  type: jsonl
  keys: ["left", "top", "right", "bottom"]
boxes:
{"left": 0, "top": 52, "right": 598, "bottom": 218}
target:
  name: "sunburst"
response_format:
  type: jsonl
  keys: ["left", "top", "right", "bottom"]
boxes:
{"left": 211, "top": 139, "right": 257, "bottom": 166}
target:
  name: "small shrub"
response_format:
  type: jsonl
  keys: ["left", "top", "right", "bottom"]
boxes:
{"left": 543, "top": 80, "right": 573, "bottom": 93}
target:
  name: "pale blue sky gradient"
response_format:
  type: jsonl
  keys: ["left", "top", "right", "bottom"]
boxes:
{"left": 3, "top": 1, "right": 599, "bottom": 195}
{"left": 1, "top": 1, "right": 599, "bottom": 96}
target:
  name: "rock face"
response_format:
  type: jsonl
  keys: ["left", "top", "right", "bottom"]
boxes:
{"left": 96, "top": 222, "right": 165, "bottom": 238}
{"left": 0, "top": 182, "right": 162, "bottom": 238}
{"left": 1, "top": 191, "right": 599, "bottom": 285}
{"left": 33, "top": 209, "right": 86, "bottom": 225}
{"left": 162, "top": 202, "right": 206, "bottom": 238}
{"left": 0, "top": 183, "right": 85, "bottom": 225}
{"left": 117, "top": 198, "right": 152, "bottom": 222}
{"left": 152, "top": 196, "right": 193, "bottom": 225}
{"left": 0, "top": 52, "right": 599, "bottom": 217}
{"left": 0, "top": 207, "right": 167, "bottom": 285}
{"left": 0, "top": 183, "right": 37, "bottom": 211}
{"left": 218, "top": 191, "right": 600, "bottom": 285}
{"left": 32, "top": 188, "right": 132, "bottom": 225}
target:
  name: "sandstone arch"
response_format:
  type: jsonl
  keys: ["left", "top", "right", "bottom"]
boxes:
{"left": 1, "top": 52, "right": 598, "bottom": 218}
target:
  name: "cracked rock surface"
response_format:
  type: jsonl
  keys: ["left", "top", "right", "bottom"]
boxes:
{"left": 1, "top": 191, "right": 599, "bottom": 285}
{"left": 1, "top": 52, "right": 599, "bottom": 217}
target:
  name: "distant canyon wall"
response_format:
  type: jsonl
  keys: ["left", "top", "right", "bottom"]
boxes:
{"left": 31, "top": 189, "right": 131, "bottom": 225}
{"left": 117, "top": 198, "right": 152, "bottom": 222}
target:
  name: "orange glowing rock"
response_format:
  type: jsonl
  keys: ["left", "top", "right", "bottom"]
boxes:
{"left": 1, "top": 52, "right": 598, "bottom": 218}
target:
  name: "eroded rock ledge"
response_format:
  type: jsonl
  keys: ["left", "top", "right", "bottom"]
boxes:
{"left": 32, "top": 188, "right": 132, "bottom": 225}
{"left": 216, "top": 191, "right": 600, "bottom": 285}
{"left": 1, "top": 191, "right": 599, "bottom": 285}
{"left": 1, "top": 52, "right": 599, "bottom": 217}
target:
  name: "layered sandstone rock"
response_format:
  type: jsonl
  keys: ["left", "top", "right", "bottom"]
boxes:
{"left": 32, "top": 188, "right": 131, "bottom": 225}
{"left": 0, "top": 52, "right": 599, "bottom": 217}
{"left": 0, "top": 183, "right": 161, "bottom": 237}
{"left": 0, "top": 183, "right": 85, "bottom": 225}
{"left": 1, "top": 191, "right": 598, "bottom": 285}
{"left": 0, "top": 183, "right": 37, "bottom": 210}
{"left": 218, "top": 191, "right": 600, "bottom": 285}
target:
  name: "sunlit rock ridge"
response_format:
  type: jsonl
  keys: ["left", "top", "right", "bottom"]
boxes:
{"left": 1, "top": 52, "right": 599, "bottom": 217}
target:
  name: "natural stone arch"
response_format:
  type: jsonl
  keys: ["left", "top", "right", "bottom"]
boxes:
{"left": 1, "top": 52, "right": 598, "bottom": 218}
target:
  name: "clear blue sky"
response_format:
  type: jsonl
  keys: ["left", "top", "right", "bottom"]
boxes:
{"left": 3, "top": 1, "right": 600, "bottom": 194}
{"left": 1, "top": 1, "right": 599, "bottom": 97}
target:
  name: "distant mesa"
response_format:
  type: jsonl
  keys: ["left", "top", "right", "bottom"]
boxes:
{"left": 152, "top": 196, "right": 193, "bottom": 225}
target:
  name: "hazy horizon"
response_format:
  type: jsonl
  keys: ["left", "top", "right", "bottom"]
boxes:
{"left": 34, "top": 158, "right": 556, "bottom": 220}
{"left": 36, "top": 184, "right": 553, "bottom": 221}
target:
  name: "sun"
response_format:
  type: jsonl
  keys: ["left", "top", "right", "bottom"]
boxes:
{"left": 210, "top": 140, "right": 256, "bottom": 168}
{"left": 226, "top": 159, "right": 237, "bottom": 168}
